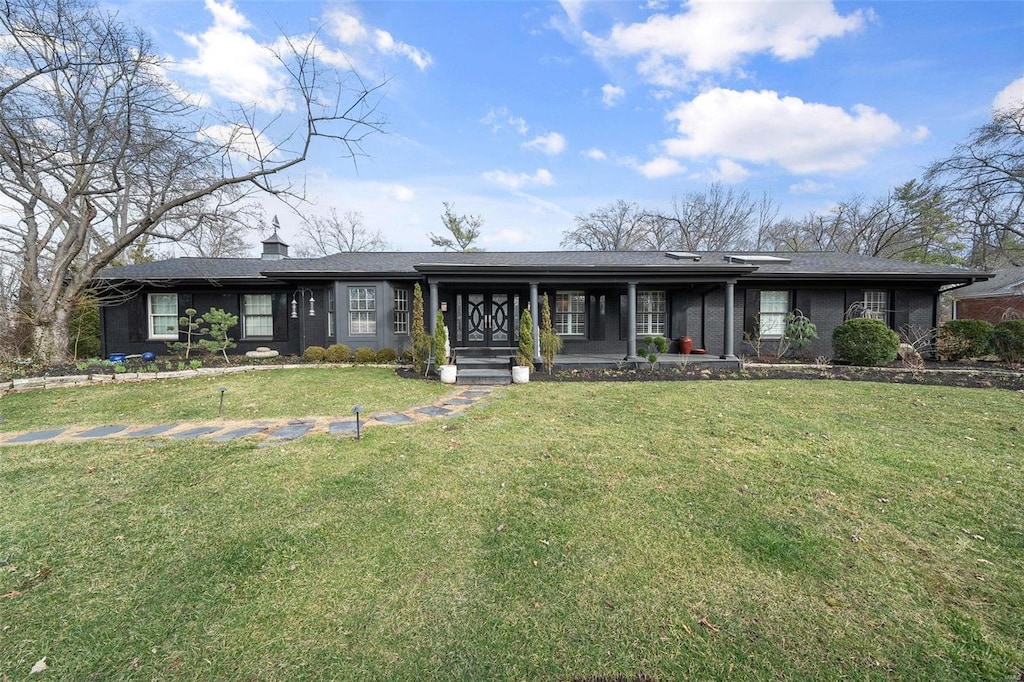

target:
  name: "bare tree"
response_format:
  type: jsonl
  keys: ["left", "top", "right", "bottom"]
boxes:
{"left": 294, "top": 208, "right": 388, "bottom": 256}
{"left": 429, "top": 201, "right": 483, "bottom": 251}
{"left": 561, "top": 200, "right": 652, "bottom": 251}
{"left": 927, "top": 103, "right": 1024, "bottom": 267}
{"left": 760, "top": 182, "right": 963, "bottom": 264}
{"left": 0, "top": 0, "right": 383, "bottom": 362}
{"left": 651, "top": 184, "right": 775, "bottom": 251}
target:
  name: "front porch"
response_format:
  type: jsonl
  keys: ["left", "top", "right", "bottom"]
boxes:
{"left": 451, "top": 347, "right": 742, "bottom": 385}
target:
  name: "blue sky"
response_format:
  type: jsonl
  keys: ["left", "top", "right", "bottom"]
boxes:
{"left": 107, "top": 0, "right": 1023, "bottom": 252}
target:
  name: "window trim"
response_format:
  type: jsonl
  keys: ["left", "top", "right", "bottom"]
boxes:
{"left": 349, "top": 286, "right": 377, "bottom": 336}
{"left": 863, "top": 290, "right": 889, "bottom": 324}
{"left": 636, "top": 290, "right": 666, "bottom": 337}
{"left": 555, "top": 291, "right": 586, "bottom": 337}
{"left": 326, "top": 288, "right": 335, "bottom": 338}
{"left": 758, "top": 290, "right": 790, "bottom": 340}
{"left": 148, "top": 293, "right": 179, "bottom": 341}
{"left": 242, "top": 293, "right": 274, "bottom": 340}
{"left": 393, "top": 289, "right": 410, "bottom": 335}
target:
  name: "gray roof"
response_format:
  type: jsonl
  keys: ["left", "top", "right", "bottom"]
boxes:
{"left": 949, "top": 266, "right": 1024, "bottom": 299}
{"left": 95, "top": 250, "right": 990, "bottom": 284}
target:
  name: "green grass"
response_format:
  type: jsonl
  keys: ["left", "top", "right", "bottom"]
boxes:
{"left": 0, "top": 367, "right": 449, "bottom": 430}
{"left": 2, "top": 379, "right": 1022, "bottom": 680}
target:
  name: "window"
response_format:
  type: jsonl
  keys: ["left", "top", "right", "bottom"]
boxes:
{"left": 863, "top": 290, "right": 888, "bottom": 324}
{"left": 326, "top": 288, "right": 335, "bottom": 338}
{"left": 759, "top": 291, "right": 789, "bottom": 339}
{"left": 394, "top": 289, "right": 409, "bottom": 335}
{"left": 636, "top": 290, "right": 666, "bottom": 336}
{"left": 242, "top": 294, "right": 273, "bottom": 338}
{"left": 555, "top": 291, "right": 585, "bottom": 336}
{"left": 349, "top": 286, "right": 376, "bottom": 335}
{"left": 148, "top": 293, "right": 178, "bottom": 340}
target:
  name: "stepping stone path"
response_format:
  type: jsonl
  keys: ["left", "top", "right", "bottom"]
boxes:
{"left": 0, "top": 385, "right": 504, "bottom": 447}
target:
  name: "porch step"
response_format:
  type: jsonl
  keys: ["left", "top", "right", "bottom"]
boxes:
{"left": 454, "top": 346, "right": 515, "bottom": 359}
{"left": 456, "top": 356, "right": 512, "bottom": 371}
{"left": 456, "top": 368, "right": 511, "bottom": 385}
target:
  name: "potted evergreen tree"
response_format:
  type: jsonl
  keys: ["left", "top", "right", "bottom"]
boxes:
{"left": 434, "top": 311, "right": 457, "bottom": 384}
{"left": 513, "top": 308, "right": 534, "bottom": 384}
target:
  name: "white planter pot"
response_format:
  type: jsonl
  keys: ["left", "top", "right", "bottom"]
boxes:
{"left": 511, "top": 365, "right": 530, "bottom": 384}
{"left": 438, "top": 364, "right": 458, "bottom": 384}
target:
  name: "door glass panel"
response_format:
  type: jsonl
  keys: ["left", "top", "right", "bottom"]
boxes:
{"left": 467, "top": 294, "right": 484, "bottom": 342}
{"left": 456, "top": 294, "right": 463, "bottom": 341}
{"left": 492, "top": 294, "right": 509, "bottom": 343}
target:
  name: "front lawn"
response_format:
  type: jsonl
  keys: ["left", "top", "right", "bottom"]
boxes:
{"left": 1, "top": 380, "right": 1022, "bottom": 680}
{"left": 0, "top": 367, "right": 450, "bottom": 430}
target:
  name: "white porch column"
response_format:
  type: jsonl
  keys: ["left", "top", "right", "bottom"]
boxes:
{"left": 626, "top": 281, "right": 639, "bottom": 360}
{"left": 429, "top": 281, "right": 439, "bottom": 336}
{"left": 529, "top": 282, "right": 541, "bottom": 363}
{"left": 722, "top": 279, "right": 737, "bottom": 359}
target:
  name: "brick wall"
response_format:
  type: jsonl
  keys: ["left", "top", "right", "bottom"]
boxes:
{"left": 955, "top": 295, "right": 1024, "bottom": 324}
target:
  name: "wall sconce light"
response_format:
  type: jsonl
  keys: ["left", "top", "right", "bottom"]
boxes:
{"left": 291, "top": 289, "right": 316, "bottom": 319}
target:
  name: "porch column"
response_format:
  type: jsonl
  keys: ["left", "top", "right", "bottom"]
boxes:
{"left": 429, "top": 281, "right": 439, "bottom": 336}
{"left": 722, "top": 279, "right": 737, "bottom": 359}
{"left": 529, "top": 282, "right": 541, "bottom": 363}
{"left": 626, "top": 281, "right": 639, "bottom": 360}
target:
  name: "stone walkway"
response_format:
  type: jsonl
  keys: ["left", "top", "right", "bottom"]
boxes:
{"left": 0, "top": 385, "right": 503, "bottom": 447}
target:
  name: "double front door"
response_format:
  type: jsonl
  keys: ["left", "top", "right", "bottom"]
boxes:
{"left": 463, "top": 293, "right": 513, "bottom": 347}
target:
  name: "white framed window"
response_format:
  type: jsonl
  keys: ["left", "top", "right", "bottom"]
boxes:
{"left": 349, "top": 286, "right": 376, "bottom": 335}
{"left": 555, "top": 291, "right": 585, "bottom": 336}
{"left": 863, "top": 290, "right": 889, "bottom": 324}
{"left": 148, "top": 293, "right": 179, "bottom": 340}
{"left": 636, "top": 290, "right": 666, "bottom": 336}
{"left": 759, "top": 291, "right": 789, "bottom": 339}
{"left": 394, "top": 289, "right": 409, "bottom": 335}
{"left": 242, "top": 294, "right": 273, "bottom": 339}
{"left": 326, "top": 288, "right": 335, "bottom": 338}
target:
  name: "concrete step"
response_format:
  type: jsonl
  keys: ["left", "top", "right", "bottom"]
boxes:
{"left": 454, "top": 346, "right": 515, "bottom": 359}
{"left": 457, "top": 356, "right": 512, "bottom": 371}
{"left": 456, "top": 368, "right": 511, "bottom": 385}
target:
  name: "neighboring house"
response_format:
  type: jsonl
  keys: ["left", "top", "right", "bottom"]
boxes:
{"left": 93, "top": 234, "right": 989, "bottom": 364}
{"left": 950, "top": 266, "right": 1024, "bottom": 324}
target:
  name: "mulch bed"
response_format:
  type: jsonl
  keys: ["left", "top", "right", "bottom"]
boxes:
{"left": 5, "top": 357, "right": 1024, "bottom": 392}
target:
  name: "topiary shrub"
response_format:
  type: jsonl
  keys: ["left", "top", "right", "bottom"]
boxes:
{"left": 992, "top": 319, "right": 1024, "bottom": 364}
{"left": 354, "top": 346, "right": 376, "bottom": 363}
{"left": 938, "top": 319, "right": 994, "bottom": 361}
{"left": 303, "top": 345, "right": 327, "bottom": 362}
{"left": 832, "top": 318, "right": 899, "bottom": 366}
{"left": 375, "top": 347, "right": 398, "bottom": 363}
{"left": 517, "top": 308, "right": 534, "bottom": 370}
{"left": 325, "top": 343, "right": 351, "bottom": 363}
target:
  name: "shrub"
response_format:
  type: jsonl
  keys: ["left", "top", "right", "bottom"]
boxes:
{"left": 197, "top": 307, "right": 238, "bottom": 363}
{"left": 938, "top": 319, "right": 994, "bottom": 361}
{"left": 354, "top": 346, "right": 376, "bottom": 363}
{"left": 303, "top": 345, "right": 327, "bottom": 362}
{"left": 539, "top": 294, "right": 562, "bottom": 374}
{"left": 832, "top": 318, "right": 899, "bottom": 366}
{"left": 325, "top": 343, "right": 351, "bottom": 363}
{"left": 992, "top": 319, "right": 1024, "bottom": 364}
{"left": 375, "top": 347, "right": 398, "bottom": 363}
{"left": 517, "top": 309, "right": 534, "bottom": 370}
{"left": 433, "top": 310, "right": 450, "bottom": 368}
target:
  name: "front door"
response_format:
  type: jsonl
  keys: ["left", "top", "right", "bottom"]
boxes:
{"left": 464, "top": 293, "right": 512, "bottom": 346}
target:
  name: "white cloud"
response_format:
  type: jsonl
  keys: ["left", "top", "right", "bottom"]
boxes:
{"left": 177, "top": 0, "right": 292, "bottom": 112}
{"left": 522, "top": 132, "right": 567, "bottom": 155}
{"left": 789, "top": 179, "right": 835, "bottom": 194}
{"left": 709, "top": 158, "right": 750, "bottom": 183}
{"left": 627, "top": 156, "right": 685, "bottom": 179}
{"left": 583, "top": 147, "right": 607, "bottom": 161}
{"left": 559, "top": 0, "right": 587, "bottom": 25}
{"left": 663, "top": 88, "right": 909, "bottom": 174}
{"left": 483, "top": 168, "right": 556, "bottom": 190}
{"left": 374, "top": 183, "right": 416, "bottom": 202}
{"left": 482, "top": 107, "right": 529, "bottom": 135}
{"left": 583, "top": 0, "right": 869, "bottom": 88}
{"left": 483, "top": 228, "right": 532, "bottom": 246}
{"left": 602, "top": 83, "right": 626, "bottom": 107}
{"left": 200, "top": 123, "right": 275, "bottom": 161}
{"left": 994, "top": 76, "right": 1024, "bottom": 113}
{"left": 325, "top": 8, "right": 432, "bottom": 71}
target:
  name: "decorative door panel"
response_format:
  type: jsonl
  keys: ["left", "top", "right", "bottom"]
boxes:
{"left": 462, "top": 293, "right": 512, "bottom": 346}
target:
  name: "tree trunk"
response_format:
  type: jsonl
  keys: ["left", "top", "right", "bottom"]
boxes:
{"left": 31, "top": 305, "right": 73, "bottom": 364}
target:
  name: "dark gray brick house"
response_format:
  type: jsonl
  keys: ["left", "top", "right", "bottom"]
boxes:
{"left": 94, "top": 233, "right": 988, "bottom": 363}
